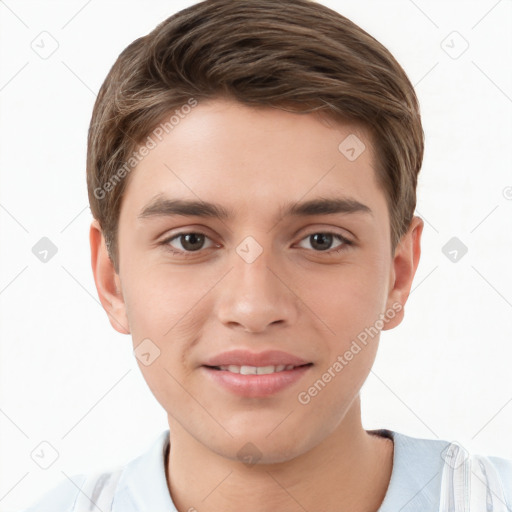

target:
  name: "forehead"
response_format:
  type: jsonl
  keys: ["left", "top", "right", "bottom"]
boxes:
{"left": 120, "top": 98, "right": 386, "bottom": 222}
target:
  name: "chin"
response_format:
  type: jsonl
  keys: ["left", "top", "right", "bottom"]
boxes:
{"left": 212, "top": 428, "right": 318, "bottom": 467}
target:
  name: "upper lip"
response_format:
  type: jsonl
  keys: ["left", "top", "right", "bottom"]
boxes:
{"left": 203, "top": 350, "right": 310, "bottom": 367}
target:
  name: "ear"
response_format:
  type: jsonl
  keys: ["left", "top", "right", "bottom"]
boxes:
{"left": 90, "top": 220, "right": 130, "bottom": 334}
{"left": 382, "top": 215, "right": 424, "bottom": 330}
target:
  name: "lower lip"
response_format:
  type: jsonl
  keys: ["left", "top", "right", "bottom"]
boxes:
{"left": 201, "top": 365, "right": 312, "bottom": 398}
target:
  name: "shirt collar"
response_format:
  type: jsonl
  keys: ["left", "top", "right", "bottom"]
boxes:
{"left": 110, "top": 428, "right": 446, "bottom": 512}
{"left": 112, "top": 430, "right": 177, "bottom": 512}
{"left": 371, "top": 428, "right": 445, "bottom": 512}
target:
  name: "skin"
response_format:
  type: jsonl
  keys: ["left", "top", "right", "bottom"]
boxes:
{"left": 90, "top": 98, "right": 423, "bottom": 512}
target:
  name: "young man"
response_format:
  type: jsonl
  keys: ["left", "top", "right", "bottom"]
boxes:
{"left": 23, "top": 0, "right": 511, "bottom": 511}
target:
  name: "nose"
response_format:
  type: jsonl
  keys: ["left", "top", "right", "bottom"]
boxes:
{"left": 215, "top": 242, "right": 300, "bottom": 334}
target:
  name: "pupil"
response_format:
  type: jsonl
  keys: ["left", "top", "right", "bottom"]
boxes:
{"left": 182, "top": 233, "right": 204, "bottom": 251}
{"left": 311, "top": 233, "right": 332, "bottom": 251}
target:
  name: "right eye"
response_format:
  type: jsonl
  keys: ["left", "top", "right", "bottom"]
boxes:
{"left": 161, "top": 231, "right": 219, "bottom": 257}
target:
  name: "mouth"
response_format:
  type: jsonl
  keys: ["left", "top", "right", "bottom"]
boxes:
{"left": 204, "top": 363, "right": 313, "bottom": 375}
{"left": 201, "top": 362, "right": 313, "bottom": 398}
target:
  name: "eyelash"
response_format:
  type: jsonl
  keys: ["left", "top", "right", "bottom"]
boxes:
{"left": 160, "top": 230, "right": 353, "bottom": 258}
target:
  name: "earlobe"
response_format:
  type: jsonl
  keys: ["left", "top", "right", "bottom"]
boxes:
{"left": 382, "top": 216, "right": 424, "bottom": 331}
{"left": 90, "top": 220, "right": 130, "bottom": 335}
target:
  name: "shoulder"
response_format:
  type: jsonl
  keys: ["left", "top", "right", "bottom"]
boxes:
{"left": 487, "top": 453, "right": 512, "bottom": 506}
{"left": 372, "top": 429, "right": 512, "bottom": 512}
{"left": 20, "top": 474, "right": 87, "bottom": 512}
{"left": 488, "top": 453, "right": 512, "bottom": 481}
{"left": 440, "top": 442, "right": 512, "bottom": 511}
{"left": 373, "top": 429, "right": 450, "bottom": 511}
{"left": 20, "top": 469, "right": 125, "bottom": 512}
{"left": 20, "top": 430, "right": 171, "bottom": 512}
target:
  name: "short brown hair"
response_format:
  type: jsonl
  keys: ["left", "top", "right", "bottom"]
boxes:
{"left": 87, "top": 0, "right": 423, "bottom": 271}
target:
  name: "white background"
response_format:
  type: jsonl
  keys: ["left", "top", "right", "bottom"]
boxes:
{"left": 0, "top": 0, "right": 511, "bottom": 510}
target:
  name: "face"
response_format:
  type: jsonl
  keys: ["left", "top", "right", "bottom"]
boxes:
{"left": 91, "top": 98, "right": 422, "bottom": 464}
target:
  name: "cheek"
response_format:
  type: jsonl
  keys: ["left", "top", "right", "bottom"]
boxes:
{"left": 121, "top": 261, "right": 215, "bottom": 388}
{"left": 298, "top": 259, "right": 389, "bottom": 339}
{"left": 121, "top": 261, "right": 200, "bottom": 338}
{"left": 124, "top": 272, "right": 205, "bottom": 417}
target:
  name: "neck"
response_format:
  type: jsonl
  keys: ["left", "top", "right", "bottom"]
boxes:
{"left": 166, "top": 397, "right": 393, "bottom": 512}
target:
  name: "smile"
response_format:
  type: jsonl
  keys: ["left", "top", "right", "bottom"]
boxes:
{"left": 210, "top": 364, "right": 300, "bottom": 374}
{"left": 202, "top": 363, "right": 313, "bottom": 397}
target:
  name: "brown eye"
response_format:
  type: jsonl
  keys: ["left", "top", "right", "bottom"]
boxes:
{"left": 176, "top": 233, "right": 206, "bottom": 251}
{"left": 297, "top": 231, "right": 352, "bottom": 254}
{"left": 163, "top": 232, "right": 216, "bottom": 256}
{"left": 309, "top": 233, "right": 334, "bottom": 251}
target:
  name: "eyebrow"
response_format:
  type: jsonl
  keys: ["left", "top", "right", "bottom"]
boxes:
{"left": 138, "top": 195, "right": 372, "bottom": 221}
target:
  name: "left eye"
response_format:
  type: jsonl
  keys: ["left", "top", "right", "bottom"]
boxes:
{"left": 296, "top": 232, "right": 351, "bottom": 252}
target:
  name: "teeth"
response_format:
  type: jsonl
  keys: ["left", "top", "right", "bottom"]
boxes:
{"left": 217, "top": 364, "right": 297, "bottom": 374}
{"left": 240, "top": 365, "right": 258, "bottom": 375}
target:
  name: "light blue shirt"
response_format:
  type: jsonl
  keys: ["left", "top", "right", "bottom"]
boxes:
{"left": 22, "top": 429, "right": 512, "bottom": 511}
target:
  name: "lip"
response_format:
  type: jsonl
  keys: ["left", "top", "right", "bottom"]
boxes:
{"left": 202, "top": 349, "right": 310, "bottom": 367}
{"left": 202, "top": 364, "right": 312, "bottom": 398}
{"left": 201, "top": 350, "right": 313, "bottom": 398}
